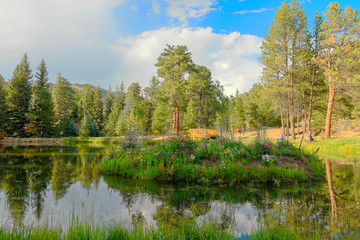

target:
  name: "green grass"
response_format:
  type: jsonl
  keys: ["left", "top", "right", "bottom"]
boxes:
{"left": 0, "top": 221, "right": 233, "bottom": 240}
{"left": 1, "top": 222, "right": 359, "bottom": 240}
{"left": 301, "top": 136, "right": 360, "bottom": 161}
{"left": 97, "top": 140, "right": 325, "bottom": 184}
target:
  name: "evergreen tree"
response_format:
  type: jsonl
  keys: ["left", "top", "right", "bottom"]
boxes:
{"left": 314, "top": 2, "right": 360, "bottom": 139}
{"left": 104, "top": 86, "right": 113, "bottom": 124}
{"left": 229, "top": 90, "right": 245, "bottom": 132}
{"left": 64, "top": 118, "right": 78, "bottom": 137}
{"left": 34, "top": 59, "right": 50, "bottom": 91}
{"left": 79, "top": 115, "right": 99, "bottom": 137}
{"left": 260, "top": 0, "right": 309, "bottom": 139}
{"left": 52, "top": 73, "right": 75, "bottom": 132}
{"left": 104, "top": 85, "right": 125, "bottom": 136}
{"left": 0, "top": 74, "right": 6, "bottom": 131}
{"left": 185, "top": 65, "right": 219, "bottom": 129}
{"left": 116, "top": 83, "right": 146, "bottom": 135}
{"left": 144, "top": 77, "right": 160, "bottom": 135}
{"left": 6, "top": 54, "right": 32, "bottom": 137}
{"left": 155, "top": 45, "right": 193, "bottom": 136}
{"left": 92, "top": 85, "right": 103, "bottom": 131}
{"left": 25, "top": 59, "right": 54, "bottom": 137}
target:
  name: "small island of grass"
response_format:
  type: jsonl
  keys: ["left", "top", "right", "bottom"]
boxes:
{"left": 97, "top": 139, "right": 325, "bottom": 184}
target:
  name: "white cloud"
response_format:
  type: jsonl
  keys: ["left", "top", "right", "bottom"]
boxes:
{"left": 129, "top": 5, "right": 138, "bottom": 11}
{"left": 0, "top": 0, "right": 262, "bottom": 96}
{"left": 0, "top": 0, "right": 125, "bottom": 85}
{"left": 150, "top": 0, "right": 217, "bottom": 24}
{"left": 112, "top": 27, "right": 262, "bottom": 95}
{"left": 233, "top": 8, "right": 274, "bottom": 15}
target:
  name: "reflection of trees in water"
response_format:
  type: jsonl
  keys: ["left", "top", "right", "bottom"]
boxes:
{"left": 2, "top": 168, "right": 29, "bottom": 225}
{"left": 104, "top": 177, "right": 325, "bottom": 231}
{"left": 259, "top": 158, "right": 360, "bottom": 238}
{"left": 27, "top": 159, "right": 51, "bottom": 222}
{"left": 73, "top": 146, "right": 104, "bottom": 189}
{"left": 0, "top": 145, "right": 111, "bottom": 225}
{"left": 50, "top": 156, "right": 74, "bottom": 201}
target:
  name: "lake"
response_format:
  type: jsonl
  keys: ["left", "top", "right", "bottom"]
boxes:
{"left": 0, "top": 144, "right": 359, "bottom": 238}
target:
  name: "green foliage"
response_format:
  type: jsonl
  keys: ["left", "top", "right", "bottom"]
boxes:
{"left": 0, "top": 74, "right": 7, "bottom": 131}
{"left": 79, "top": 115, "right": 100, "bottom": 137}
{"left": 64, "top": 118, "right": 78, "bottom": 137}
{"left": 52, "top": 73, "right": 75, "bottom": 132}
{"left": 5, "top": 54, "right": 32, "bottom": 137}
{"left": 98, "top": 140, "right": 324, "bottom": 183}
{"left": 25, "top": 60, "right": 54, "bottom": 137}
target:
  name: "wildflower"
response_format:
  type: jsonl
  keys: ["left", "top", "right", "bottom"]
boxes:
{"left": 109, "top": 154, "right": 115, "bottom": 159}
{"left": 190, "top": 154, "right": 195, "bottom": 160}
{"left": 217, "top": 166, "right": 221, "bottom": 171}
{"left": 181, "top": 143, "right": 185, "bottom": 147}
{"left": 171, "top": 152, "right": 176, "bottom": 156}
{"left": 234, "top": 162, "right": 238, "bottom": 165}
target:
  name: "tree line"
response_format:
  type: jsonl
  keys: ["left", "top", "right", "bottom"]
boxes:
{"left": 0, "top": 46, "right": 227, "bottom": 138}
{"left": 233, "top": 0, "right": 360, "bottom": 140}
{"left": 1, "top": 1, "right": 359, "bottom": 139}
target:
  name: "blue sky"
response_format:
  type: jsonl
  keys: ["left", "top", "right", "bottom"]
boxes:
{"left": 1, "top": 0, "right": 360, "bottom": 95}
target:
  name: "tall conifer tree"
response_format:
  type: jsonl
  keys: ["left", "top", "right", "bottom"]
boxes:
{"left": 25, "top": 59, "right": 55, "bottom": 137}
{"left": 52, "top": 73, "right": 75, "bottom": 132}
{"left": 155, "top": 45, "right": 193, "bottom": 136}
{"left": 6, "top": 54, "right": 32, "bottom": 137}
{"left": 314, "top": 2, "right": 360, "bottom": 139}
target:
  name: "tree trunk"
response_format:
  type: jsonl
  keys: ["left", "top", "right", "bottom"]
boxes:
{"left": 280, "top": 96, "right": 285, "bottom": 136}
{"left": 325, "top": 83, "right": 335, "bottom": 140}
{"left": 286, "top": 105, "right": 290, "bottom": 140}
{"left": 307, "top": 65, "right": 316, "bottom": 133}
{"left": 297, "top": 103, "right": 300, "bottom": 135}
{"left": 146, "top": 103, "right": 153, "bottom": 135}
{"left": 289, "top": 93, "right": 295, "bottom": 139}
{"left": 176, "top": 106, "right": 180, "bottom": 137}
{"left": 302, "top": 89, "right": 306, "bottom": 136}
{"left": 172, "top": 111, "right": 176, "bottom": 132}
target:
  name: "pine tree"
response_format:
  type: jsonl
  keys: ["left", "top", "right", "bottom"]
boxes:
{"left": 52, "top": 73, "right": 75, "bottom": 132}
{"left": 25, "top": 59, "right": 54, "bottom": 137}
{"left": 144, "top": 77, "right": 160, "bottom": 135}
{"left": 117, "top": 83, "right": 146, "bottom": 135}
{"left": 104, "top": 84, "right": 125, "bottom": 136}
{"left": 92, "top": 85, "right": 103, "bottom": 131}
{"left": 104, "top": 86, "right": 113, "bottom": 124}
{"left": 313, "top": 2, "right": 360, "bottom": 139}
{"left": 185, "top": 65, "right": 222, "bottom": 129}
{"left": 260, "top": 0, "right": 309, "bottom": 139}
{"left": 155, "top": 45, "right": 193, "bottom": 136}
{"left": 6, "top": 54, "right": 33, "bottom": 137}
{"left": 79, "top": 115, "right": 99, "bottom": 137}
{"left": 0, "top": 74, "right": 6, "bottom": 131}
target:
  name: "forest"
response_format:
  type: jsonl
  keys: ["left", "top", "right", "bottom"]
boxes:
{"left": 0, "top": 1, "right": 360, "bottom": 140}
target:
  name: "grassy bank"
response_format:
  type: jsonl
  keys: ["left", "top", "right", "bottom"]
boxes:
{"left": 1, "top": 223, "right": 358, "bottom": 240}
{"left": 97, "top": 139, "right": 325, "bottom": 184}
{"left": 0, "top": 221, "right": 232, "bottom": 240}
{"left": 302, "top": 136, "right": 360, "bottom": 161}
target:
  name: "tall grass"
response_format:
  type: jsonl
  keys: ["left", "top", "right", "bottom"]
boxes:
{"left": 302, "top": 136, "right": 360, "bottom": 161}
{"left": 0, "top": 221, "right": 233, "bottom": 240}
{"left": 2, "top": 222, "right": 359, "bottom": 240}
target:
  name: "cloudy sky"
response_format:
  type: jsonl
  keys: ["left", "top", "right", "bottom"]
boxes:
{"left": 1, "top": 0, "right": 359, "bottom": 96}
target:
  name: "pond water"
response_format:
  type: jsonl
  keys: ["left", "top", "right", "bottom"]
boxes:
{"left": 0, "top": 144, "right": 359, "bottom": 238}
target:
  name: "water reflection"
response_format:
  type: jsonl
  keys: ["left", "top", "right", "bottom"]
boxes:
{"left": 0, "top": 144, "right": 359, "bottom": 238}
